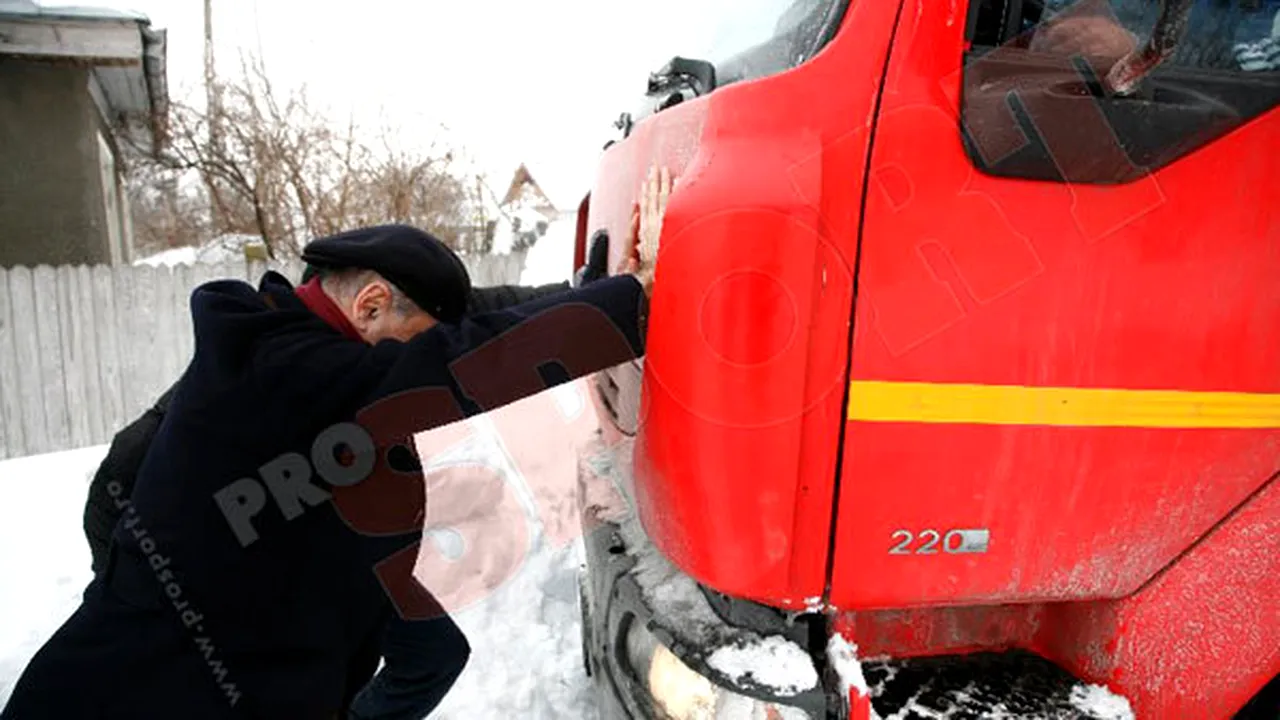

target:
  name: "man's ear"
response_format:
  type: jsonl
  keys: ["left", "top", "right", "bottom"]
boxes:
{"left": 353, "top": 282, "right": 393, "bottom": 323}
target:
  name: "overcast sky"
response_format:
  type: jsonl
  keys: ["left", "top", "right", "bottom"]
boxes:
{"left": 85, "top": 0, "right": 788, "bottom": 207}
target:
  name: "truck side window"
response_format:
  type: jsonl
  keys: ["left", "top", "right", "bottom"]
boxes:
{"left": 962, "top": 0, "right": 1280, "bottom": 183}
{"left": 693, "top": 0, "right": 850, "bottom": 87}
{"left": 1035, "top": 0, "right": 1279, "bottom": 71}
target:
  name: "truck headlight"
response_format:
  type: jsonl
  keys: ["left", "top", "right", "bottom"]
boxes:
{"left": 625, "top": 619, "right": 814, "bottom": 719}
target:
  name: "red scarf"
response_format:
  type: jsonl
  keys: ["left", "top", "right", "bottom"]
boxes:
{"left": 294, "top": 277, "right": 362, "bottom": 342}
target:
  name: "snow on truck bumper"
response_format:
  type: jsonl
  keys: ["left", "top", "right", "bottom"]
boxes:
{"left": 576, "top": 437, "right": 859, "bottom": 719}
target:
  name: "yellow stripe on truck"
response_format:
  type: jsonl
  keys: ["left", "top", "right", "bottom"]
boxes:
{"left": 847, "top": 381, "right": 1280, "bottom": 428}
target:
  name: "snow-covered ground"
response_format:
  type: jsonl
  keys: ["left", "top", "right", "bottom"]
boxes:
{"left": 0, "top": 385, "right": 602, "bottom": 719}
{"left": 134, "top": 234, "right": 264, "bottom": 268}
{"left": 519, "top": 217, "right": 577, "bottom": 287}
{"left": 427, "top": 387, "right": 602, "bottom": 720}
{"left": 0, "top": 446, "right": 103, "bottom": 699}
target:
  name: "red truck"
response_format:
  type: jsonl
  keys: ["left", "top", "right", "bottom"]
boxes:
{"left": 572, "top": 0, "right": 1280, "bottom": 717}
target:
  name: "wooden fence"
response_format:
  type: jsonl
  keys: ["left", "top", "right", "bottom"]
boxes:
{"left": 0, "top": 252, "right": 527, "bottom": 460}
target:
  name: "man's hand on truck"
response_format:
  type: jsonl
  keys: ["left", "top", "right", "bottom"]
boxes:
{"left": 618, "top": 166, "right": 672, "bottom": 298}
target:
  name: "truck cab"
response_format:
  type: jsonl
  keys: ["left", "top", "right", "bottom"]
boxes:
{"left": 574, "top": 0, "right": 1280, "bottom": 717}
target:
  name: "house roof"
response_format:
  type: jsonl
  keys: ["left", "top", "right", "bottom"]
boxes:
{"left": 0, "top": 0, "right": 145, "bottom": 21}
{"left": 500, "top": 164, "right": 558, "bottom": 212}
{"left": 0, "top": 1, "right": 168, "bottom": 152}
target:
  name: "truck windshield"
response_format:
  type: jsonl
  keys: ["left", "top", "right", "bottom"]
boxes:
{"left": 696, "top": 0, "right": 847, "bottom": 85}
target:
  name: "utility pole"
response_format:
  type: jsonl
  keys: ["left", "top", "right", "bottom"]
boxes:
{"left": 203, "top": 0, "right": 225, "bottom": 231}
{"left": 204, "top": 0, "right": 220, "bottom": 132}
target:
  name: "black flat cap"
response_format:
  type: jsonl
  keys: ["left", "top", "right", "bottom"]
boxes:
{"left": 301, "top": 224, "right": 472, "bottom": 323}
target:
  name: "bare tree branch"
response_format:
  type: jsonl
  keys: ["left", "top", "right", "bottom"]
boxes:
{"left": 120, "top": 51, "right": 480, "bottom": 261}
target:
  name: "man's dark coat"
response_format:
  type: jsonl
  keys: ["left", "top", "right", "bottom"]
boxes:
{"left": 3, "top": 273, "right": 638, "bottom": 719}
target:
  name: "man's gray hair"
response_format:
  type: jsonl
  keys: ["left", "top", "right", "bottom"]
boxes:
{"left": 319, "top": 268, "right": 420, "bottom": 316}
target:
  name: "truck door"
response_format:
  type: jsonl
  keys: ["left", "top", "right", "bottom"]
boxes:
{"left": 830, "top": 0, "right": 1280, "bottom": 610}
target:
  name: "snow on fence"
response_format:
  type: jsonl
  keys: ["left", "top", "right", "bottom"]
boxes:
{"left": 0, "top": 252, "right": 527, "bottom": 460}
